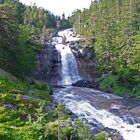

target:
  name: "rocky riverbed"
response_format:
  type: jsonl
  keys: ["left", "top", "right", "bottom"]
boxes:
{"left": 52, "top": 86, "right": 140, "bottom": 140}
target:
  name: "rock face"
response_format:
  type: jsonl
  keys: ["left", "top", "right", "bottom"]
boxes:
{"left": 34, "top": 43, "right": 61, "bottom": 84}
{"left": 70, "top": 42, "right": 95, "bottom": 80}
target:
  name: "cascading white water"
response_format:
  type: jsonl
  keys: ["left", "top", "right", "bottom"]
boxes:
{"left": 55, "top": 44, "right": 81, "bottom": 85}
{"left": 51, "top": 29, "right": 81, "bottom": 85}
{"left": 53, "top": 87, "right": 140, "bottom": 140}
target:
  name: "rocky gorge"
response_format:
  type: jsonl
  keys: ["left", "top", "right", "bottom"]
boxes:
{"left": 34, "top": 29, "right": 140, "bottom": 140}
{"left": 34, "top": 28, "right": 95, "bottom": 85}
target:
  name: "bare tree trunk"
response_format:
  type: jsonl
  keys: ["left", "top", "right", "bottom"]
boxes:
{"left": 58, "top": 113, "right": 61, "bottom": 140}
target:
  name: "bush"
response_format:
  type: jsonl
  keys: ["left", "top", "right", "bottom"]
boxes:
{"left": 100, "top": 75, "right": 131, "bottom": 96}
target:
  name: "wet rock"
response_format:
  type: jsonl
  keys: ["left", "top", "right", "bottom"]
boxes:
{"left": 90, "top": 127, "right": 101, "bottom": 135}
{"left": 72, "top": 79, "right": 90, "bottom": 87}
{"left": 129, "top": 106, "right": 140, "bottom": 117}
{"left": 51, "top": 31, "right": 58, "bottom": 37}
{"left": 52, "top": 102, "right": 57, "bottom": 109}
{"left": 4, "top": 103, "right": 17, "bottom": 110}
{"left": 79, "top": 113, "right": 85, "bottom": 117}
{"left": 105, "top": 127, "right": 117, "bottom": 134}
{"left": 87, "top": 121, "right": 104, "bottom": 131}
{"left": 111, "top": 131, "right": 125, "bottom": 140}
{"left": 65, "top": 108, "right": 73, "bottom": 115}
{"left": 72, "top": 79, "right": 99, "bottom": 89}
{"left": 122, "top": 96, "right": 140, "bottom": 108}
{"left": 34, "top": 43, "right": 61, "bottom": 84}
{"left": 91, "top": 119, "right": 104, "bottom": 129}
{"left": 68, "top": 114, "right": 78, "bottom": 121}
{"left": 110, "top": 108, "right": 119, "bottom": 114}
{"left": 134, "top": 116, "right": 140, "bottom": 123}
{"left": 44, "top": 105, "right": 53, "bottom": 112}
{"left": 70, "top": 42, "right": 95, "bottom": 81}
{"left": 81, "top": 118, "right": 88, "bottom": 123}
{"left": 85, "top": 111, "right": 91, "bottom": 116}
{"left": 104, "top": 128, "right": 125, "bottom": 140}
{"left": 137, "top": 125, "right": 140, "bottom": 128}
{"left": 94, "top": 123, "right": 104, "bottom": 129}
{"left": 72, "top": 46, "right": 94, "bottom": 60}
{"left": 88, "top": 122, "right": 95, "bottom": 127}
{"left": 110, "top": 105, "right": 120, "bottom": 114}
{"left": 122, "top": 114, "right": 135, "bottom": 124}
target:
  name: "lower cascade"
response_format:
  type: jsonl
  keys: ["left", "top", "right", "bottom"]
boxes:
{"left": 53, "top": 87, "right": 140, "bottom": 140}
{"left": 51, "top": 29, "right": 140, "bottom": 140}
{"left": 55, "top": 43, "right": 81, "bottom": 85}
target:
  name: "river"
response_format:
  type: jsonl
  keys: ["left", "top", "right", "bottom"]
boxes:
{"left": 51, "top": 29, "right": 140, "bottom": 140}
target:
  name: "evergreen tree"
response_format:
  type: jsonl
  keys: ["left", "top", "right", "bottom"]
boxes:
{"left": 70, "top": 0, "right": 140, "bottom": 91}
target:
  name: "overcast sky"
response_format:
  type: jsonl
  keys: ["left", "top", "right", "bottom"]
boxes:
{"left": 19, "top": 0, "right": 92, "bottom": 17}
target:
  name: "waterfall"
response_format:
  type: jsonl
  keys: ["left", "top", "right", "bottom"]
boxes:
{"left": 51, "top": 29, "right": 81, "bottom": 85}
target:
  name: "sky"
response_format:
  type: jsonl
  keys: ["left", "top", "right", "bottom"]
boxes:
{"left": 19, "top": 0, "right": 92, "bottom": 17}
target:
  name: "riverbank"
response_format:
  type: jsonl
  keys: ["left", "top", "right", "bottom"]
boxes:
{"left": 0, "top": 69, "right": 109, "bottom": 140}
{"left": 72, "top": 73, "right": 140, "bottom": 100}
{"left": 99, "top": 74, "right": 140, "bottom": 99}
{"left": 0, "top": 70, "right": 72, "bottom": 139}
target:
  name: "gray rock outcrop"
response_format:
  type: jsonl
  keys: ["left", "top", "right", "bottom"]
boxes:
{"left": 34, "top": 43, "right": 61, "bottom": 84}
{"left": 69, "top": 42, "right": 95, "bottom": 80}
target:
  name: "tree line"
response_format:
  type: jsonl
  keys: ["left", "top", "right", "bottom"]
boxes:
{"left": 70, "top": 0, "right": 140, "bottom": 96}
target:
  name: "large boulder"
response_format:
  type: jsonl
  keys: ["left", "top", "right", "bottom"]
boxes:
{"left": 72, "top": 79, "right": 99, "bottom": 89}
{"left": 72, "top": 79, "right": 90, "bottom": 87}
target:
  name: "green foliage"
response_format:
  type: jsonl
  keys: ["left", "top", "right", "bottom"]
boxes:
{"left": 94, "top": 132, "right": 108, "bottom": 140}
{"left": 57, "top": 14, "right": 72, "bottom": 30}
{"left": 99, "top": 75, "right": 130, "bottom": 96}
{"left": 76, "top": 119, "right": 94, "bottom": 140}
{"left": 0, "top": 72, "right": 51, "bottom": 140}
{"left": 54, "top": 103, "right": 67, "bottom": 119}
{"left": 0, "top": 4, "right": 19, "bottom": 73}
{"left": 71, "top": 0, "right": 140, "bottom": 97}
{"left": 14, "top": 25, "right": 35, "bottom": 77}
{"left": 0, "top": 68, "right": 17, "bottom": 81}
{"left": 100, "top": 74, "right": 140, "bottom": 98}
{"left": 0, "top": 72, "right": 97, "bottom": 140}
{"left": 0, "top": 0, "right": 72, "bottom": 77}
{"left": 0, "top": 2, "right": 35, "bottom": 76}
{"left": 33, "top": 81, "right": 52, "bottom": 92}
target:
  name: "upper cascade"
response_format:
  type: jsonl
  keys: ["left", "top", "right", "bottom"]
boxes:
{"left": 51, "top": 28, "right": 81, "bottom": 44}
{"left": 58, "top": 28, "right": 81, "bottom": 42}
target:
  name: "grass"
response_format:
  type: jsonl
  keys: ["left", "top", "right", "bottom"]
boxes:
{"left": 99, "top": 74, "right": 140, "bottom": 98}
